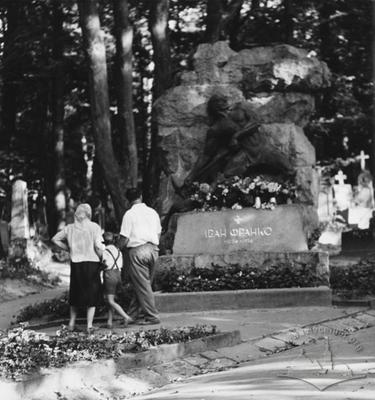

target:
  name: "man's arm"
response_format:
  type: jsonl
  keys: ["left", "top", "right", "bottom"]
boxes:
{"left": 118, "top": 235, "right": 129, "bottom": 251}
{"left": 119, "top": 212, "right": 131, "bottom": 251}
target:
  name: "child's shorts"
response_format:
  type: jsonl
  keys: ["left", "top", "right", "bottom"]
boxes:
{"left": 103, "top": 269, "right": 121, "bottom": 295}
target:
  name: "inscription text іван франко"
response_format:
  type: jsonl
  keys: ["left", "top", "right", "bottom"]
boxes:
{"left": 204, "top": 226, "right": 273, "bottom": 239}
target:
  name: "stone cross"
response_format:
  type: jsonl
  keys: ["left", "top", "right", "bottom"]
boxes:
{"left": 356, "top": 150, "right": 369, "bottom": 171}
{"left": 334, "top": 170, "right": 347, "bottom": 185}
{"left": 10, "top": 180, "right": 30, "bottom": 240}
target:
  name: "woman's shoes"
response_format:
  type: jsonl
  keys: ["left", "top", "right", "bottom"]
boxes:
{"left": 67, "top": 325, "right": 81, "bottom": 333}
{"left": 86, "top": 326, "right": 99, "bottom": 334}
{"left": 122, "top": 317, "right": 135, "bottom": 327}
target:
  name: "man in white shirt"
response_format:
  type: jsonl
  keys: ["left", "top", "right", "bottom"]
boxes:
{"left": 120, "top": 188, "right": 161, "bottom": 325}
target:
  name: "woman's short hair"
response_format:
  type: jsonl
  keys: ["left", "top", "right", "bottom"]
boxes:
{"left": 74, "top": 203, "right": 92, "bottom": 222}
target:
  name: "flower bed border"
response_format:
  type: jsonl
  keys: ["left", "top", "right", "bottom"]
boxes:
{"left": 0, "top": 330, "right": 241, "bottom": 396}
{"left": 155, "top": 287, "right": 332, "bottom": 312}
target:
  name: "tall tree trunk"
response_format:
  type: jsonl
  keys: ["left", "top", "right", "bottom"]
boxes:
{"left": 146, "top": 0, "right": 172, "bottom": 203}
{"left": 205, "top": 0, "right": 244, "bottom": 45}
{"left": 227, "top": 1, "right": 244, "bottom": 50}
{"left": 318, "top": 3, "right": 336, "bottom": 119}
{"left": 372, "top": 0, "right": 375, "bottom": 175}
{"left": 78, "top": 0, "right": 126, "bottom": 223}
{"left": 149, "top": 0, "right": 172, "bottom": 100}
{"left": 113, "top": 0, "right": 138, "bottom": 188}
{"left": 51, "top": 1, "right": 66, "bottom": 231}
{"left": 1, "top": 2, "right": 19, "bottom": 149}
{"left": 251, "top": 0, "right": 260, "bottom": 10}
{"left": 205, "top": 0, "right": 224, "bottom": 43}
{"left": 284, "top": 0, "right": 293, "bottom": 44}
{"left": 319, "top": 3, "right": 336, "bottom": 66}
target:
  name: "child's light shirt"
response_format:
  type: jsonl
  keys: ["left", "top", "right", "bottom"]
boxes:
{"left": 102, "top": 244, "right": 123, "bottom": 270}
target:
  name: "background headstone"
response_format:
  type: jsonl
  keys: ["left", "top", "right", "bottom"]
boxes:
{"left": 318, "top": 187, "right": 334, "bottom": 222}
{"left": 333, "top": 170, "right": 352, "bottom": 211}
{"left": 348, "top": 169, "right": 375, "bottom": 229}
{"left": 0, "top": 220, "right": 9, "bottom": 256}
{"left": 356, "top": 150, "right": 369, "bottom": 171}
{"left": 10, "top": 180, "right": 30, "bottom": 240}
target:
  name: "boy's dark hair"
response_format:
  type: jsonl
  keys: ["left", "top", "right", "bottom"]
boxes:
{"left": 126, "top": 187, "right": 142, "bottom": 203}
{"left": 102, "top": 231, "right": 115, "bottom": 244}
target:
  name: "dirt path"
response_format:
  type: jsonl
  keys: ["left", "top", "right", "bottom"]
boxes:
{"left": 0, "top": 284, "right": 68, "bottom": 330}
{"left": 0, "top": 261, "right": 69, "bottom": 331}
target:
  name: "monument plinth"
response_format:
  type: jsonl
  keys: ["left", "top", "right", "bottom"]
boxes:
{"left": 172, "top": 205, "right": 308, "bottom": 255}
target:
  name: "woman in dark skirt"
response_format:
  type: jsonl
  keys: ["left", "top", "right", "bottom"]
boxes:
{"left": 52, "top": 203, "right": 104, "bottom": 333}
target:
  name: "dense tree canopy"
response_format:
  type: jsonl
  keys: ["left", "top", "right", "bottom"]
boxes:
{"left": 0, "top": 0, "right": 372, "bottom": 233}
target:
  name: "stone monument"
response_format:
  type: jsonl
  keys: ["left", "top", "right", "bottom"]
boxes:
{"left": 10, "top": 180, "right": 30, "bottom": 241}
{"left": 153, "top": 42, "right": 331, "bottom": 295}
{"left": 154, "top": 42, "right": 331, "bottom": 236}
{"left": 173, "top": 205, "right": 308, "bottom": 255}
{"left": 9, "top": 180, "right": 30, "bottom": 258}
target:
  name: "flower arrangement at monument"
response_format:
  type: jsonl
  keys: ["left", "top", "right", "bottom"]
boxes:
{"left": 188, "top": 176, "right": 297, "bottom": 212}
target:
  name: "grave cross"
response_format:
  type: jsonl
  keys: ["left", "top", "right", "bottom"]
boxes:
{"left": 334, "top": 170, "right": 347, "bottom": 185}
{"left": 356, "top": 150, "right": 369, "bottom": 171}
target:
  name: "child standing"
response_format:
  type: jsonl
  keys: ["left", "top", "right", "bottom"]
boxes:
{"left": 102, "top": 232, "right": 133, "bottom": 328}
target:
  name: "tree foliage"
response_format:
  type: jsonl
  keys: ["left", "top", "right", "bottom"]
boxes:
{"left": 0, "top": 0, "right": 371, "bottom": 232}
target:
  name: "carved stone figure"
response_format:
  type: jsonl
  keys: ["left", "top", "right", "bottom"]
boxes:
{"left": 184, "top": 94, "right": 259, "bottom": 186}
{"left": 183, "top": 94, "right": 294, "bottom": 189}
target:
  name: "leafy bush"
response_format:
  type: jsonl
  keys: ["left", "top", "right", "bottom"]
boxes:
{"left": 17, "top": 292, "right": 70, "bottom": 322}
{"left": 158, "top": 263, "right": 326, "bottom": 293}
{"left": 17, "top": 283, "right": 135, "bottom": 323}
{"left": 0, "top": 324, "right": 217, "bottom": 380}
{"left": 330, "top": 255, "right": 375, "bottom": 298}
{"left": 0, "top": 255, "right": 60, "bottom": 286}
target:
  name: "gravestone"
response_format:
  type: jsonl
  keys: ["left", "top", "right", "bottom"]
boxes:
{"left": 318, "top": 187, "right": 334, "bottom": 222}
{"left": 333, "top": 170, "right": 352, "bottom": 211}
{"left": 10, "top": 180, "right": 30, "bottom": 240}
{"left": 356, "top": 150, "right": 369, "bottom": 171}
{"left": 317, "top": 218, "right": 346, "bottom": 255}
{"left": 0, "top": 220, "right": 9, "bottom": 256}
{"left": 172, "top": 205, "right": 308, "bottom": 255}
{"left": 348, "top": 169, "right": 374, "bottom": 229}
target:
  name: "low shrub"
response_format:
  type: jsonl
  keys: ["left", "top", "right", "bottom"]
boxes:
{"left": 158, "top": 263, "right": 326, "bottom": 292}
{"left": 0, "top": 256, "right": 60, "bottom": 286}
{"left": 16, "top": 292, "right": 70, "bottom": 322}
{"left": 0, "top": 324, "right": 217, "bottom": 379}
{"left": 330, "top": 255, "right": 375, "bottom": 298}
{"left": 17, "top": 283, "right": 136, "bottom": 323}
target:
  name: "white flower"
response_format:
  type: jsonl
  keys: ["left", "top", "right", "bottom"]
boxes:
{"left": 199, "top": 183, "right": 211, "bottom": 194}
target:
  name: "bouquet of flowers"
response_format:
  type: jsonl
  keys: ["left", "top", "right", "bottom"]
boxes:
{"left": 188, "top": 176, "right": 297, "bottom": 212}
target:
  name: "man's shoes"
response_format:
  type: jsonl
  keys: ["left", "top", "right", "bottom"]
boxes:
{"left": 137, "top": 318, "right": 160, "bottom": 326}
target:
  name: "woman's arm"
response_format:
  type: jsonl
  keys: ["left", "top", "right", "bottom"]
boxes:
{"left": 51, "top": 228, "right": 69, "bottom": 252}
{"left": 93, "top": 225, "right": 105, "bottom": 258}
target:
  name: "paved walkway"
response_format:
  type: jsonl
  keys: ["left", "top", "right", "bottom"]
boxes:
{"left": 1, "top": 259, "right": 375, "bottom": 399}
{"left": 134, "top": 311, "right": 375, "bottom": 400}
